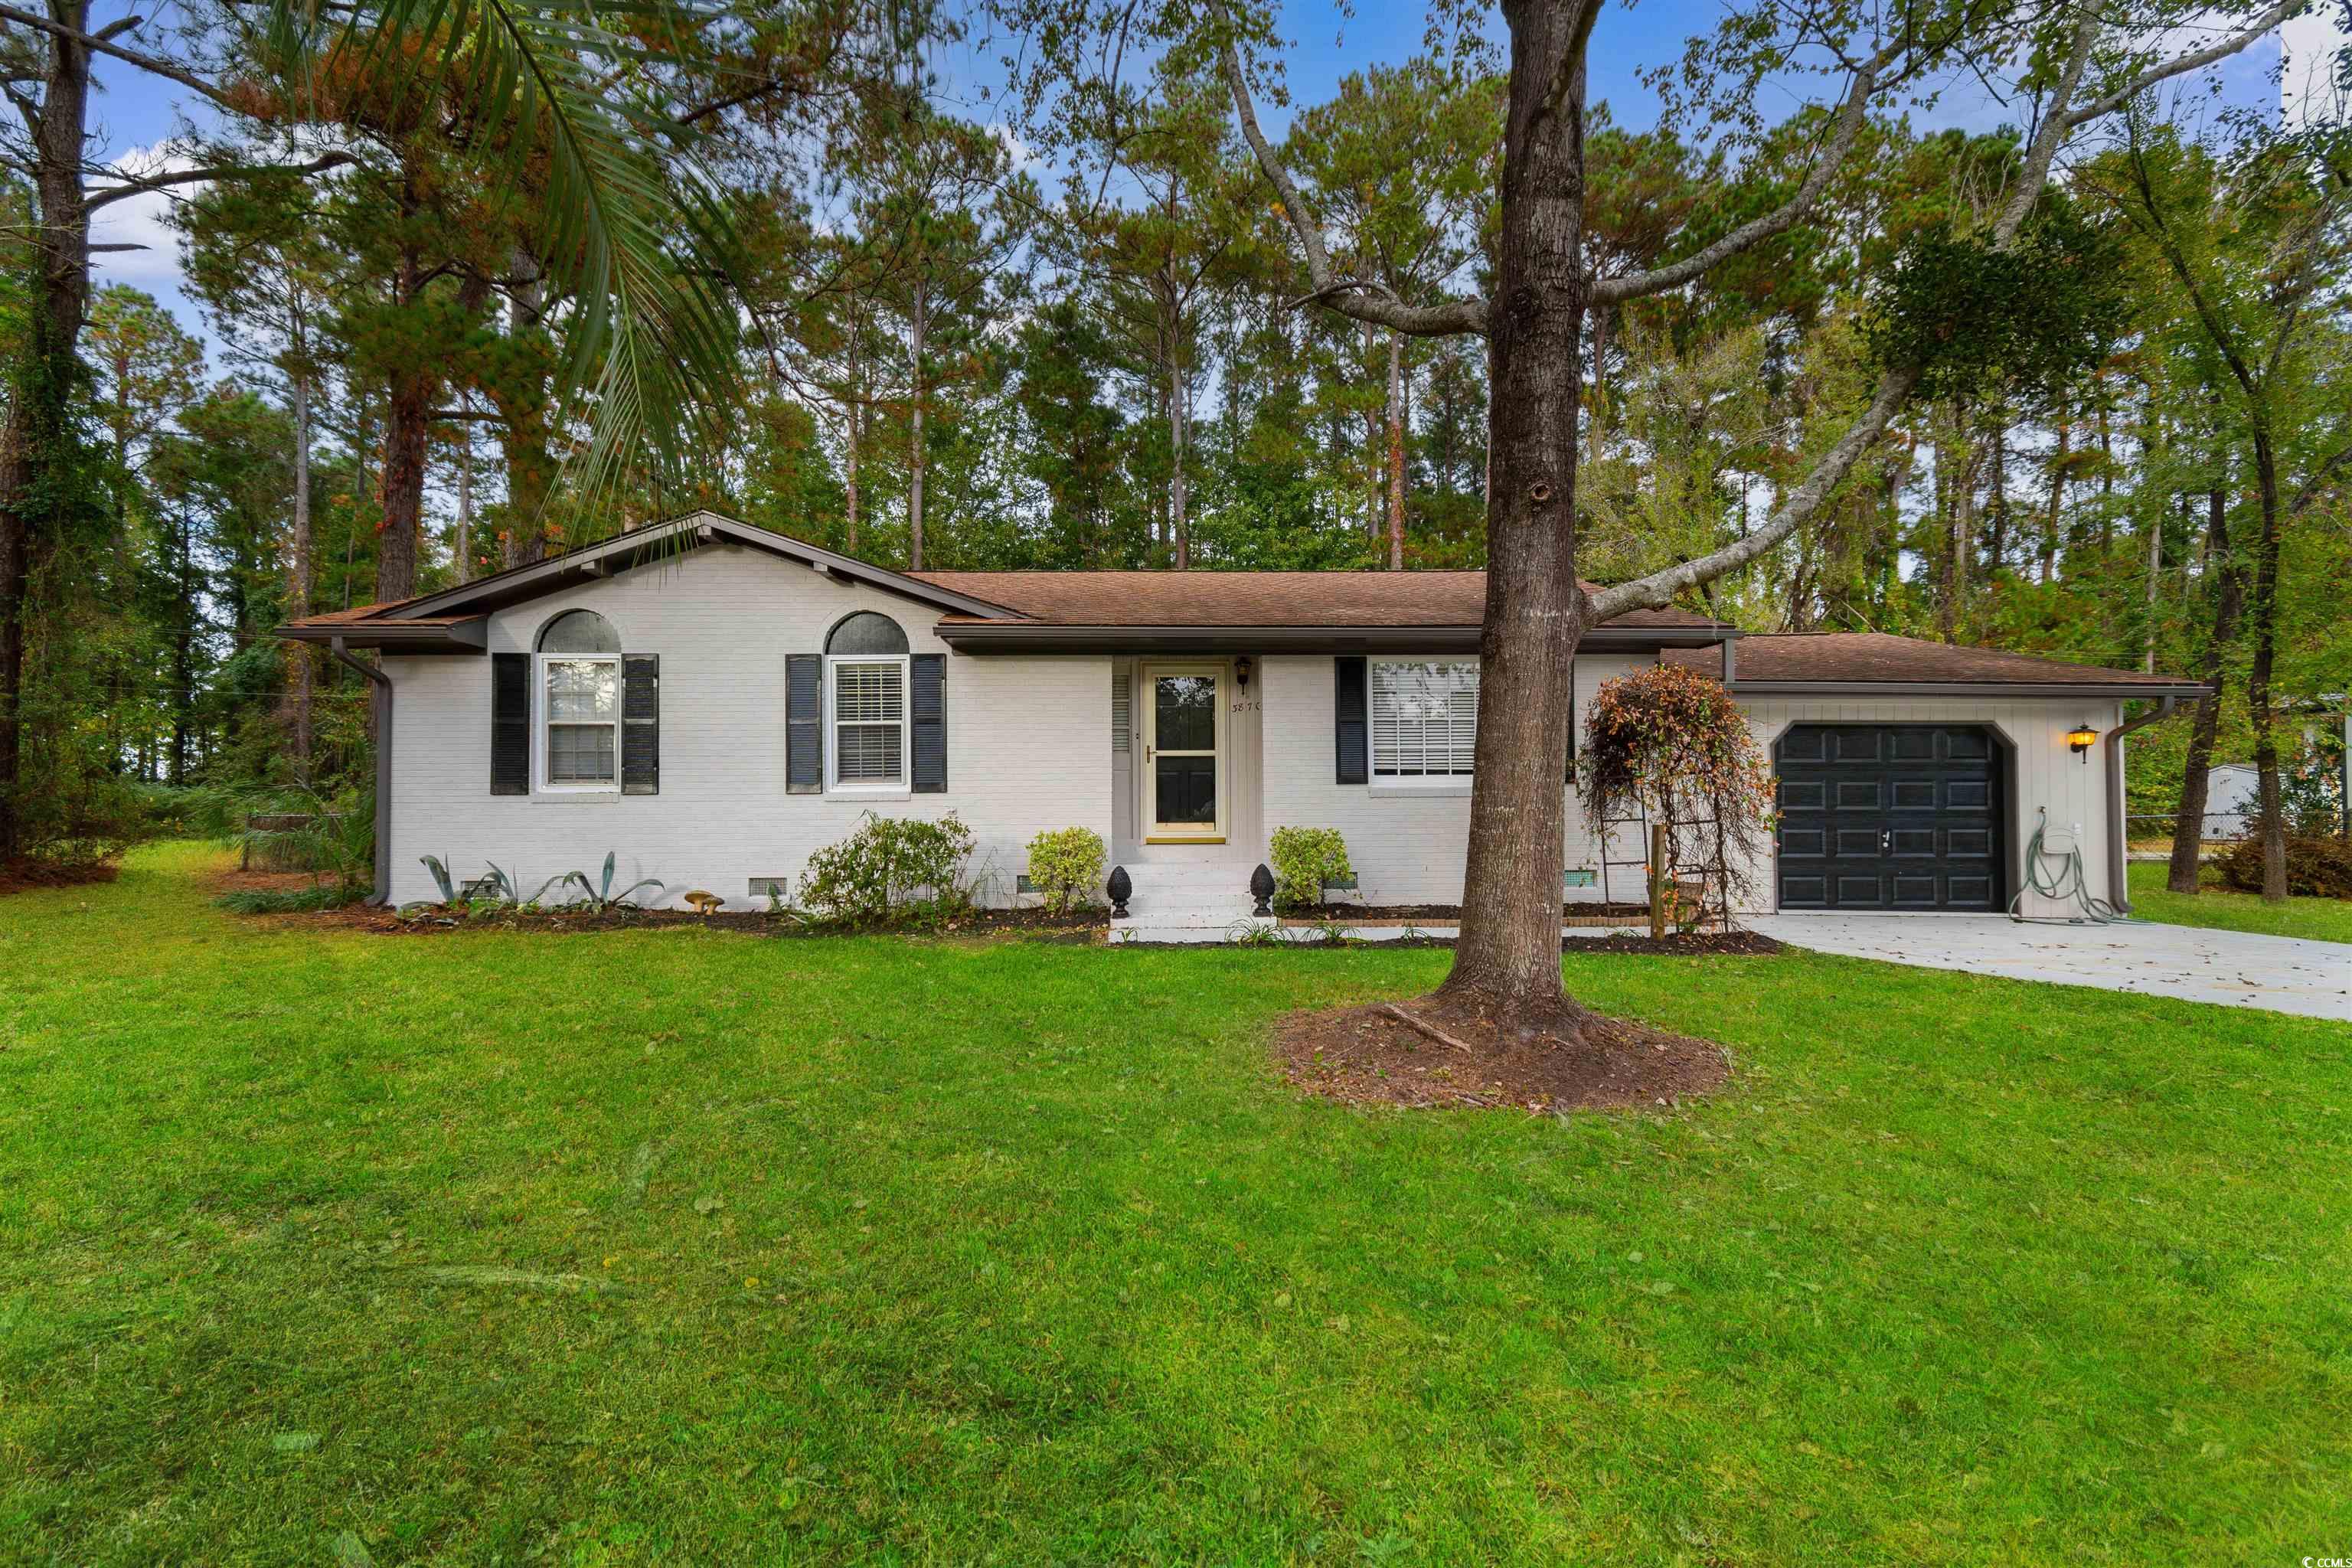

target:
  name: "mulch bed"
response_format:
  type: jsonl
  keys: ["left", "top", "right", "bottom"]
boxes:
{"left": 0, "top": 855, "right": 119, "bottom": 898}
{"left": 1274, "top": 996, "right": 1730, "bottom": 1113}
{"left": 231, "top": 893, "right": 1109, "bottom": 942}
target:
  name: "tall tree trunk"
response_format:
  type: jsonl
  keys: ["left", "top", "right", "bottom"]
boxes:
{"left": 1385, "top": 326, "right": 1406, "bottom": 570}
{"left": 0, "top": 0, "right": 97, "bottom": 859}
{"left": 1986, "top": 408, "right": 2008, "bottom": 570}
{"left": 2096, "top": 387, "right": 2115, "bottom": 551}
{"left": 286, "top": 369, "right": 314, "bottom": 775}
{"left": 376, "top": 363, "right": 428, "bottom": 602}
{"left": 2243, "top": 433, "right": 2287, "bottom": 901}
{"left": 1361, "top": 318, "right": 1381, "bottom": 541}
{"left": 375, "top": 239, "right": 431, "bottom": 603}
{"left": 169, "top": 505, "right": 193, "bottom": 785}
{"left": 454, "top": 412, "right": 475, "bottom": 583}
{"left": 844, "top": 293, "right": 860, "bottom": 555}
{"left": 1436, "top": 0, "right": 1592, "bottom": 1024}
{"left": 908, "top": 281, "right": 926, "bottom": 571}
{"left": 2167, "top": 485, "right": 2240, "bottom": 893}
{"left": 495, "top": 249, "right": 555, "bottom": 570}
{"left": 1170, "top": 345, "right": 1190, "bottom": 571}
{"left": 2141, "top": 403, "right": 2161, "bottom": 674}
{"left": 2041, "top": 402, "right": 2068, "bottom": 583}
{"left": 1952, "top": 421, "right": 1973, "bottom": 639}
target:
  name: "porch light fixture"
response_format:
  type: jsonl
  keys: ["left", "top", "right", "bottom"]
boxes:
{"left": 2066, "top": 722, "right": 2099, "bottom": 762}
{"left": 1234, "top": 656, "right": 1253, "bottom": 688}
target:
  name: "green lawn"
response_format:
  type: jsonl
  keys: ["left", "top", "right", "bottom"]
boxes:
{"left": 2, "top": 844, "right": 2348, "bottom": 1565}
{"left": 2128, "top": 859, "right": 2352, "bottom": 942}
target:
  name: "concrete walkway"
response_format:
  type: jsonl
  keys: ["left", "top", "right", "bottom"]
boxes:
{"left": 1745, "top": 913, "right": 2350, "bottom": 1023}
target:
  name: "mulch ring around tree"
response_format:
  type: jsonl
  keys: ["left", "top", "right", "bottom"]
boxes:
{"left": 1273, "top": 996, "right": 1730, "bottom": 1114}
{"left": 0, "top": 855, "right": 119, "bottom": 899}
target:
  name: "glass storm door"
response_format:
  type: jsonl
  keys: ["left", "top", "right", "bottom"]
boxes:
{"left": 1145, "top": 665, "right": 1223, "bottom": 841}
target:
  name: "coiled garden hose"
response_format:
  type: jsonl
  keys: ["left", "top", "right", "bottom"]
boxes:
{"left": 2007, "top": 805, "right": 2123, "bottom": 925}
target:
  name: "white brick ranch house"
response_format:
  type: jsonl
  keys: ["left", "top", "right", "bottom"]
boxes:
{"left": 279, "top": 511, "right": 2207, "bottom": 925}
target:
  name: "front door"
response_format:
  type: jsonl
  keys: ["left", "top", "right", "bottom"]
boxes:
{"left": 1144, "top": 663, "right": 1223, "bottom": 841}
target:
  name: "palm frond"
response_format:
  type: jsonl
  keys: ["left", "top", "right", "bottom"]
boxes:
{"left": 272, "top": 0, "right": 746, "bottom": 518}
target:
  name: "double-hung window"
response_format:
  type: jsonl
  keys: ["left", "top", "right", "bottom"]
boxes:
{"left": 1370, "top": 658, "right": 1478, "bottom": 781}
{"left": 825, "top": 611, "right": 912, "bottom": 792}
{"left": 537, "top": 609, "right": 622, "bottom": 790}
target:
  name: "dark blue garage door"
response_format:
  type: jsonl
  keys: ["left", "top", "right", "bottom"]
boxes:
{"left": 1773, "top": 724, "right": 2003, "bottom": 910}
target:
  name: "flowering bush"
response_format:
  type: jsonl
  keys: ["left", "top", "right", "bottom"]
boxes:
{"left": 1578, "top": 663, "right": 1775, "bottom": 922}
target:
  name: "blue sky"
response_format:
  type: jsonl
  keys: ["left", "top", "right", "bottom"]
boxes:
{"left": 80, "top": 1, "right": 2302, "bottom": 367}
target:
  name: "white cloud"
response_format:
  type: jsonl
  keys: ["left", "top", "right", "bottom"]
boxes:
{"left": 87, "top": 141, "right": 197, "bottom": 293}
{"left": 2282, "top": 2, "right": 2350, "bottom": 127}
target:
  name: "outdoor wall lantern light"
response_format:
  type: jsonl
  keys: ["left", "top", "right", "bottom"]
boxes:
{"left": 2066, "top": 722, "right": 2099, "bottom": 762}
{"left": 1234, "top": 656, "right": 1253, "bottom": 688}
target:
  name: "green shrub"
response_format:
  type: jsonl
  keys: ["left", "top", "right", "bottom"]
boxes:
{"left": 1268, "top": 826, "right": 1352, "bottom": 911}
{"left": 1024, "top": 826, "right": 1106, "bottom": 913}
{"left": 2216, "top": 835, "right": 2352, "bottom": 900}
{"left": 798, "top": 812, "right": 977, "bottom": 926}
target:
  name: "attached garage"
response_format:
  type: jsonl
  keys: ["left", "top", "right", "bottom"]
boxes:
{"left": 1774, "top": 724, "right": 2004, "bottom": 910}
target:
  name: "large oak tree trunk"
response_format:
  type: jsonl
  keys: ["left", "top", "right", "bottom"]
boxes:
{"left": 1433, "top": 0, "right": 1591, "bottom": 1024}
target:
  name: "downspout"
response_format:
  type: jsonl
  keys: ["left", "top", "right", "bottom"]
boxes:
{"left": 2104, "top": 694, "right": 2180, "bottom": 914}
{"left": 330, "top": 636, "right": 394, "bottom": 906}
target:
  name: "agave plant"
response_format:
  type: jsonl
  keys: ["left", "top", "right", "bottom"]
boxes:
{"left": 419, "top": 854, "right": 458, "bottom": 905}
{"left": 561, "top": 851, "right": 665, "bottom": 913}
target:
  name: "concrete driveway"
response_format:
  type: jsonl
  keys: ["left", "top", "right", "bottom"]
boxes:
{"left": 1744, "top": 913, "right": 2351, "bottom": 1023}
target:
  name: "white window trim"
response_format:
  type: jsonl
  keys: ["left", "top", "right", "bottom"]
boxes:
{"left": 1368, "top": 655, "right": 1480, "bottom": 789}
{"left": 825, "top": 652, "right": 912, "bottom": 797}
{"left": 536, "top": 652, "right": 622, "bottom": 795}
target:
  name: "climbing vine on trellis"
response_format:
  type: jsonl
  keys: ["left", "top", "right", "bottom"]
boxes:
{"left": 1579, "top": 663, "right": 1776, "bottom": 926}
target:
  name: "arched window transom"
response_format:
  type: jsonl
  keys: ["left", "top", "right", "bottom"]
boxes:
{"left": 538, "top": 609, "right": 620, "bottom": 654}
{"left": 826, "top": 612, "right": 910, "bottom": 657}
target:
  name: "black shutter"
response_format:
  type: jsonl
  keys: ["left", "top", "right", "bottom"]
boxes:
{"left": 910, "top": 653, "right": 946, "bottom": 793}
{"left": 1334, "top": 656, "right": 1368, "bottom": 784}
{"left": 622, "top": 655, "right": 659, "bottom": 795}
{"left": 786, "top": 654, "right": 823, "bottom": 794}
{"left": 491, "top": 652, "right": 530, "bottom": 795}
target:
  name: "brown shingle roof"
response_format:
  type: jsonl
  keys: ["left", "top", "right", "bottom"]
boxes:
{"left": 1666, "top": 632, "right": 2203, "bottom": 689}
{"left": 913, "top": 571, "right": 1725, "bottom": 629}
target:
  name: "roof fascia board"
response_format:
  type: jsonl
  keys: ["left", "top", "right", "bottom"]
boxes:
{"left": 278, "top": 616, "right": 488, "bottom": 652}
